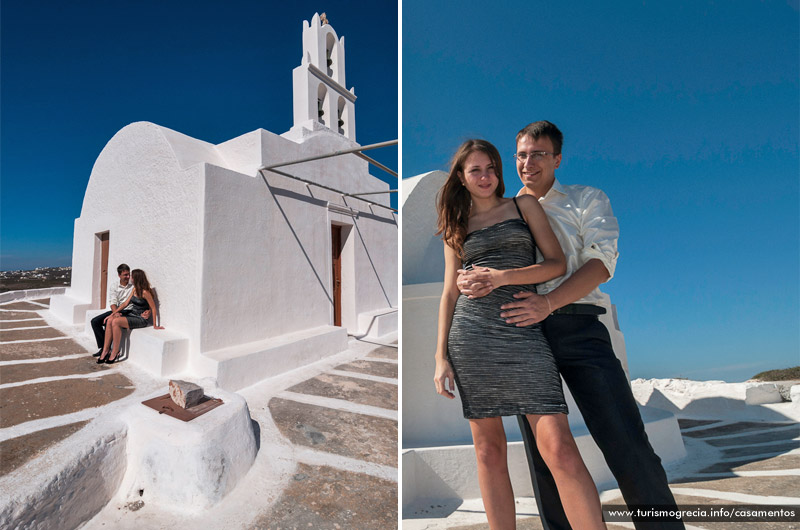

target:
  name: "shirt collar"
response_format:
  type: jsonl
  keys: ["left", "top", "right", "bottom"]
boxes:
{"left": 541, "top": 178, "right": 567, "bottom": 201}
{"left": 516, "top": 178, "right": 567, "bottom": 200}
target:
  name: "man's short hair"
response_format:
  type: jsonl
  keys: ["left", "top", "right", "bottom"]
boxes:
{"left": 117, "top": 263, "right": 130, "bottom": 274}
{"left": 516, "top": 121, "right": 564, "bottom": 155}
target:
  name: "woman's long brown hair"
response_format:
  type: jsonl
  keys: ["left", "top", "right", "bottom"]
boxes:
{"left": 436, "top": 139, "right": 504, "bottom": 258}
{"left": 131, "top": 269, "right": 151, "bottom": 297}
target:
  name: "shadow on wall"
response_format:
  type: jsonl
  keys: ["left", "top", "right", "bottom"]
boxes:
{"left": 402, "top": 237, "right": 446, "bottom": 286}
{"left": 344, "top": 195, "right": 395, "bottom": 306}
{"left": 260, "top": 171, "right": 397, "bottom": 310}
{"left": 261, "top": 173, "right": 333, "bottom": 304}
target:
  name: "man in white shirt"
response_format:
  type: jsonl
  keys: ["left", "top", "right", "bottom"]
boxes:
{"left": 90, "top": 263, "right": 135, "bottom": 356}
{"left": 459, "top": 121, "right": 682, "bottom": 529}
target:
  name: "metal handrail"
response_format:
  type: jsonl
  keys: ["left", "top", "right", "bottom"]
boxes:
{"left": 257, "top": 139, "right": 398, "bottom": 213}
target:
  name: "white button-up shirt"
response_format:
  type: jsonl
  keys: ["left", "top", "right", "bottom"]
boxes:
{"left": 521, "top": 179, "right": 620, "bottom": 306}
{"left": 108, "top": 281, "right": 134, "bottom": 309}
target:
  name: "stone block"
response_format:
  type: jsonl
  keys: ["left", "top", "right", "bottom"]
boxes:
{"left": 790, "top": 385, "right": 800, "bottom": 403}
{"left": 169, "top": 380, "right": 204, "bottom": 409}
{"left": 745, "top": 382, "right": 783, "bottom": 405}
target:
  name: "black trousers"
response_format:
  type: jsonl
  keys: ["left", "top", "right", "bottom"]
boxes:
{"left": 90, "top": 311, "right": 113, "bottom": 349}
{"left": 517, "top": 314, "right": 684, "bottom": 530}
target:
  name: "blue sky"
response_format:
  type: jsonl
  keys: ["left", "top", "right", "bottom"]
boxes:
{"left": 1, "top": 0, "right": 397, "bottom": 271}
{"left": 402, "top": 0, "right": 799, "bottom": 382}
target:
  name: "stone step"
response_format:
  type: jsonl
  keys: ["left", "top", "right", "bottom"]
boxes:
{"left": 196, "top": 325, "right": 349, "bottom": 391}
{"left": 335, "top": 358, "right": 398, "bottom": 379}
{"left": 0, "top": 373, "right": 135, "bottom": 430}
{"left": 82, "top": 310, "right": 190, "bottom": 378}
{"left": 0, "top": 356, "right": 111, "bottom": 385}
{"left": 127, "top": 328, "right": 189, "bottom": 377}
{"left": 357, "top": 308, "right": 397, "bottom": 339}
{"left": 255, "top": 463, "right": 396, "bottom": 528}
{"left": 285, "top": 372, "right": 398, "bottom": 410}
{"left": 268, "top": 397, "right": 397, "bottom": 467}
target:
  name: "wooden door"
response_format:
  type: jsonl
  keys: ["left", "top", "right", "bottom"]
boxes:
{"left": 99, "top": 232, "right": 109, "bottom": 309}
{"left": 331, "top": 225, "right": 342, "bottom": 326}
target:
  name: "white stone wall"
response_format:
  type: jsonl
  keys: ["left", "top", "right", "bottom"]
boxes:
{"left": 195, "top": 126, "right": 394, "bottom": 353}
{"left": 401, "top": 171, "right": 447, "bottom": 286}
{"left": 199, "top": 163, "right": 332, "bottom": 351}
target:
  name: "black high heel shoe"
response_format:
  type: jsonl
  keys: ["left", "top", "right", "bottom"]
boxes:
{"left": 96, "top": 353, "right": 108, "bottom": 364}
{"left": 105, "top": 354, "right": 119, "bottom": 364}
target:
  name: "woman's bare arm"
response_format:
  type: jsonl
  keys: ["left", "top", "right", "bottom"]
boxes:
{"left": 458, "top": 196, "right": 566, "bottom": 296}
{"left": 434, "top": 243, "right": 462, "bottom": 399}
{"left": 142, "top": 290, "right": 164, "bottom": 330}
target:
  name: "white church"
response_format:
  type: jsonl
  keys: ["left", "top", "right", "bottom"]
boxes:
{"left": 51, "top": 13, "right": 397, "bottom": 391}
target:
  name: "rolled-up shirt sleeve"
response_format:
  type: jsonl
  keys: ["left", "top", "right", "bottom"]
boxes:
{"left": 578, "top": 188, "right": 619, "bottom": 280}
{"left": 108, "top": 285, "right": 118, "bottom": 308}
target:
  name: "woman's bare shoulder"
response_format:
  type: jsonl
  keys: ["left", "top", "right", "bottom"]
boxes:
{"left": 514, "top": 194, "right": 538, "bottom": 207}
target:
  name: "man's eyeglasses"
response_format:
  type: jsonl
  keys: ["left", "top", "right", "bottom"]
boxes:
{"left": 514, "top": 151, "right": 555, "bottom": 162}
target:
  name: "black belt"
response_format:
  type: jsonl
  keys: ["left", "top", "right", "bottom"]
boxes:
{"left": 551, "top": 304, "right": 606, "bottom": 316}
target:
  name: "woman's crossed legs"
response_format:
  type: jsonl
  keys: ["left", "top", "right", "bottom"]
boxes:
{"left": 100, "top": 314, "right": 131, "bottom": 362}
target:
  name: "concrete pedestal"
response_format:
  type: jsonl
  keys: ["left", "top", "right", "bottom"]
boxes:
{"left": 119, "top": 385, "right": 258, "bottom": 512}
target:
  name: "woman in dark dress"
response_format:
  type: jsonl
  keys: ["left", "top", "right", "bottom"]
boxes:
{"left": 98, "top": 269, "right": 163, "bottom": 364}
{"left": 434, "top": 140, "right": 606, "bottom": 529}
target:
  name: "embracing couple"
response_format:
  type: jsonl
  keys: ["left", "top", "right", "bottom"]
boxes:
{"left": 434, "top": 121, "right": 683, "bottom": 529}
{"left": 90, "top": 263, "right": 164, "bottom": 364}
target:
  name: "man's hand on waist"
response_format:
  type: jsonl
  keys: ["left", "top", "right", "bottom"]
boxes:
{"left": 500, "top": 292, "right": 550, "bottom": 326}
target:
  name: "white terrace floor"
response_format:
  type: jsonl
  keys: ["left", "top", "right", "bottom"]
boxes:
{"left": 403, "top": 381, "right": 800, "bottom": 530}
{"left": 404, "top": 414, "right": 800, "bottom": 530}
{"left": 0, "top": 293, "right": 397, "bottom": 529}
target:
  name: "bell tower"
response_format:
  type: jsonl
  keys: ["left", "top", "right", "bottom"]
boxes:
{"left": 291, "top": 13, "right": 356, "bottom": 141}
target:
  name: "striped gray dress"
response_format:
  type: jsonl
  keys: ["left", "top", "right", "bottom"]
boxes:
{"left": 447, "top": 208, "right": 568, "bottom": 419}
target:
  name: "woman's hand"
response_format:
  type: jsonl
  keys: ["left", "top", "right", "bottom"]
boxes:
{"left": 434, "top": 357, "right": 456, "bottom": 399}
{"left": 103, "top": 313, "right": 117, "bottom": 324}
{"left": 457, "top": 267, "right": 501, "bottom": 298}
{"left": 141, "top": 290, "right": 160, "bottom": 331}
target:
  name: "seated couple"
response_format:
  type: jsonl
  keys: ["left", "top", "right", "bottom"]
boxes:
{"left": 90, "top": 263, "right": 164, "bottom": 364}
